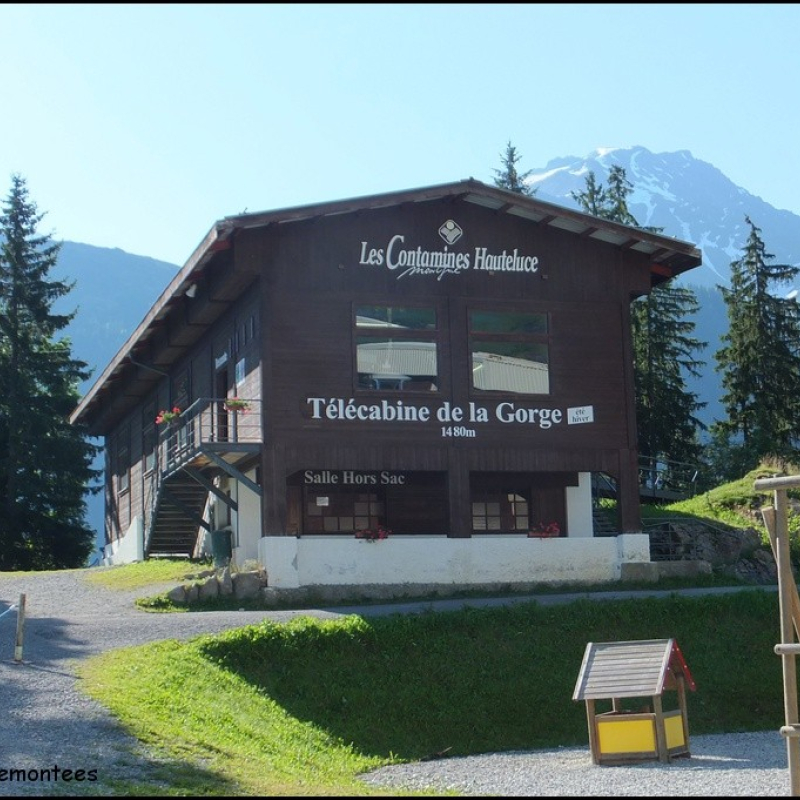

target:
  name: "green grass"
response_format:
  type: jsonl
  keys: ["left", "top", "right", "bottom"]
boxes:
{"left": 76, "top": 461, "right": 800, "bottom": 793}
{"left": 83, "top": 558, "right": 213, "bottom": 591}
{"left": 134, "top": 570, "right": 751, "bottom": 614}
{"left": 81, "top": 589, "right": 786, "bottom": 795}
{"left": 599, "top": 461, "right": 800, "bottom": 556}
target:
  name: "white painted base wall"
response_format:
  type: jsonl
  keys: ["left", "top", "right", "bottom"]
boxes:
{"left": 256, "top": 469, "right": 647, "bottom": 591}
{"left": 102, "top": 516, "right": 144, "bottom": 565}
{"left": 258, "top": 533, "right": 650, "bottom": 590}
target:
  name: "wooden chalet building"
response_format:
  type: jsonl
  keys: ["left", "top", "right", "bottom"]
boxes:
{"left": 70, "top": 179, "right": 702, "bottom": 594}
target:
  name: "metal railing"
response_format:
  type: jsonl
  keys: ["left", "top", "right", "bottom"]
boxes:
{"left": 157, "top": 396, "right": 262, "bottom": 475}
{"left": 638, "top": 456, "right": 699, "bottom": 499}
{"left": 592, "top": 457, "right": 700, "bottom": 506}
{"left": 641, "top": 516, "right": 740, "bottom": 561}
{"left": 143, "top": 454, "right": 161, "bottom": 556}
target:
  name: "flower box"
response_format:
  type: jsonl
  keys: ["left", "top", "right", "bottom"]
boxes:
{"left": 155, "top": 407, "right": 181, "bottom": 425}
{"left": 224, "top": 398, "right": 250, "bottom": 413}
{"left": 528, "top": 522, "right": 561, "bottom": 538}
{"left": 355, "top": 525, "right": 391, "bottom": 542}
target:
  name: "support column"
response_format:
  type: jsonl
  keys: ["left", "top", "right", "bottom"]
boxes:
{"left": 448, "top": 453, "right": 471, "bottom": 538}
{"left": 261, "top": 444, "right": 288, "bottom": 535}
{"left": 617, "top": 448, "right": 643, "bottom": 534}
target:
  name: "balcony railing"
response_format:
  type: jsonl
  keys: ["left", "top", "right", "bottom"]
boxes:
{"left": 157, "top": 397, "right": 262, "bottom": 475}
{"left": 638, "top": 456, "right": 699, "bottom": 500}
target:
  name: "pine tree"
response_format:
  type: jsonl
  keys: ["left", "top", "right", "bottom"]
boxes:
{"left": 573, "top": 166, "right": 706, "bottom": 468}
{"left": 712, "top": 216, "right": 800, "bottom": 469}
{"left": 492, "top": 141, "right": 537, "bottom": 196}
{"left": 605, "top": 165, "right": 639, "bottom": 227}
{"left": 631, "top": 282, "right": 706, "bottom": 465}
{"left": 570, "top": 170, "right": 607, "bottom": 216}
{"left": 0, "top": 174, "right": 100, "bottom": 569}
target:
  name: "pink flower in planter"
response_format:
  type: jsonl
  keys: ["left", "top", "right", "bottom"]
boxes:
{"left": 355, "top": 525, "right": 391, "bottom": 542}
{"left": 528, "top": 522, "right": 560, "bottom": 538}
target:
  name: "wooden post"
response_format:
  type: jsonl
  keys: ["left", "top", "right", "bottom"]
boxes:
{"left": 585, "top": 699, "right": 599, "bottom": 764}
{"left": 763, "top": 506, "right": 800, "bottom": 640}
{"left": 755, "top": 475, "right": 800, "bottom": 796}
{"left": 776, "top": 487, "right": 800, "bottom": 796}
{"left": 677, "top": 674, "right": 690, "bottom": 753}
{"left": 652, "top": 694, "right": 669, "bottom": 763}
{"left": 13, "top": 593, "right": 26, "bottom": 663}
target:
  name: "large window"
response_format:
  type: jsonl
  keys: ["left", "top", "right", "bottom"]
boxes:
{"left": 469, "top": 310, "right": 549, "bottom": 394}
{"left": 355, "top": 305, "right": 438, "bottom": 391}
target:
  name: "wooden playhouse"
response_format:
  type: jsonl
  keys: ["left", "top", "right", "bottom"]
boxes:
{"left": 572, "top": 638, "right": 696, "bottom": 765}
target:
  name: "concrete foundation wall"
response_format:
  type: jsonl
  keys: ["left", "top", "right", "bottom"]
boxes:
{"left": 258, "top": 532, "right": 650, "bottom": 591}
{"left": 102, "top": 516, "right": 144, "bottom": 565}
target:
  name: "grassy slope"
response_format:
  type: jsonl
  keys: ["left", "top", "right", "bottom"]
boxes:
{"left": 82, "top": 590, "right": 785, "bottom": 796}
{"left": 76, "top": 462, "right": 799, "bottom": 794}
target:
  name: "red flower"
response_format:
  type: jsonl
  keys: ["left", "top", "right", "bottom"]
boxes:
{"left": 155, "top": 407, "right": 182, "bottom": 425}
{"left": 528, "top": 522, "right": 560, "bottom": 538}
{"left": 355, "top": 525, "right": 391, "bottom": 542}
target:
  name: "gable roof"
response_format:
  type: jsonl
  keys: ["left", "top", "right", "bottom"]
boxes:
{"left": 71, "top": 178, "right": 702, "bottom": 430}
{"left": 218, "top": 178, "right": 702, "bottom": 278}
{"left": 572, "top": 638, "right": 697, "bottom": 701}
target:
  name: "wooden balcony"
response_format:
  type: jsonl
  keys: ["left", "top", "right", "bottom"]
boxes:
{"left": 157, "top": 396, "right": 262, "bottom": 478}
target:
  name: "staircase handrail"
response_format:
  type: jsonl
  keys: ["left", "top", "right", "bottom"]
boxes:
{"left": 143, "top": 434, "right": 163, "bottom": 556}
{"left": 641, "top": 515, "right": 744, "bottom": 561}
{"left": 640, "top": 515, "right": 739, "bottom": 535}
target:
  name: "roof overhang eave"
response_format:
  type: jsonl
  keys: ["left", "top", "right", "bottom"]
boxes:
{"left": 69, "top": 221, "right": 234, "bottom": 427}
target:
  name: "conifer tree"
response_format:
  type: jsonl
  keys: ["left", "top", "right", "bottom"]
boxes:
{"left": 631, "top": 281, "right": 706, "bottom": 466}
{"left": 573, "top": 166, "right": 706, "bottom": 468}
{"left": 570, "top": 170, "right": 607, "bottom": 216}
{"left": 493, "top": 141, "right": 537, "bottom": 196}
{"left": 0, "top": 174, "right": 99, "bottom": 569}
{"left": 605, "top": 165, "right": 640, "bottom": 227}
{"left": 712, "top": 216, "right": 800, "bottom": 470}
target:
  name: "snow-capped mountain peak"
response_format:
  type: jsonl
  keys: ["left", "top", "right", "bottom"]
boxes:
{"left": 526, "top": 146, "right": 800, "bottom": 288}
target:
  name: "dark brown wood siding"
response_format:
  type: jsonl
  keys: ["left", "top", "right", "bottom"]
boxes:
{"left": 101, "top": 192, "right": 658, "bottom": 544}
{"left": 241, "top": 196, "right": 648, "bottom": 536}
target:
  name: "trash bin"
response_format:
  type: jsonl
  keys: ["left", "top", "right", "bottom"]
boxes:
{"left": 210, "top": 529, "right": 232, "bottom": 568}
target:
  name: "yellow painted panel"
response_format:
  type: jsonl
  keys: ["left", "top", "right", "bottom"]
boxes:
{"left": 597, "top": 718, "right": 655, "bottom": 754}
{"left": 665, "top": 713, "right": 686, "bottom": 748}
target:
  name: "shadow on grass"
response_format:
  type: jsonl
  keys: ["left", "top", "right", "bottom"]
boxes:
{"left": 38, "top": 757, "right": 242, "bottom": 797}
{"left": 0, "top": 613, "right": 242, "bottom": 797}
{"left": 195, "top": 590, "right": 786, "bottom": 764}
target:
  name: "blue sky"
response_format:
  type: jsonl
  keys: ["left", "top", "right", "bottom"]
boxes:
{"left": 2, "top": 3, "right": 799, "bottom": 267}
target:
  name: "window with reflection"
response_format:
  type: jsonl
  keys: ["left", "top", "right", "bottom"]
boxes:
{"left": 469, "top": 310, "right": 549, "bottom": 394}
{"left": 355, "top": 305, "right": 438, "bottom": 391}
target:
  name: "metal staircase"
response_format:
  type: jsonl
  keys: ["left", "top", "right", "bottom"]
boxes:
{"left": 148, "top": 474, "right": 210, "bottom": 557}
{"left": 144, "top": 397, "right": 262, "bottom": 558}
{"left": 592, "top": 507, "right": 618, "bottom": 537}
{"left": 591, "top": 456, "right": 700, "bottom": 540}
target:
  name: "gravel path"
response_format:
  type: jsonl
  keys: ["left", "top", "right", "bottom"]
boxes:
{"left": 0, "top": 570, "right": 794, "bottom": 796}
{"left": 0, "top": 569, "right": 344, "bottom": 795}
